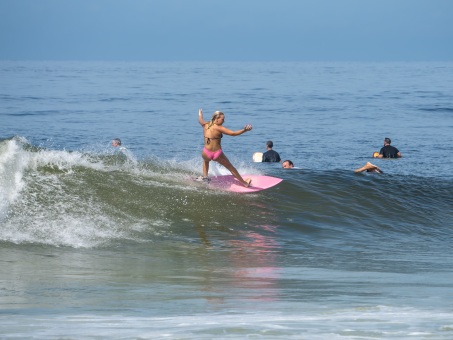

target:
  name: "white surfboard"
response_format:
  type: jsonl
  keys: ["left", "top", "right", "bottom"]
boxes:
{"left": 252, "top": 152, "right": 263, "bottom": 162}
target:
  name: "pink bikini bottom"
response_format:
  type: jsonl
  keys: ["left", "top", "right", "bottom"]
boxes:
{"left": 203, "top": 147, "right": 223, "bottom": 160}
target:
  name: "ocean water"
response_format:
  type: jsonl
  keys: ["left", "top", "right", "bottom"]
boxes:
{"left": 1, "top": 61, "right": 453, "bottom": 339}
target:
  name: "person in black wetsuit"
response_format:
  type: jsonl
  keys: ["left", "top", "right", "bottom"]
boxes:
{"left": 374, "top": 137, "right": 402, "bottom": 158}
{"left": 262, "top": 141, "right": 281, "bottom": 162}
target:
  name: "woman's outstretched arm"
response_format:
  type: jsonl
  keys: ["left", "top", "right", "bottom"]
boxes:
{"left": 198, "top": 108, "right": 208, "bottom": 126}
{"left": 217, "top": 124, "right": 252, "bottom": 136}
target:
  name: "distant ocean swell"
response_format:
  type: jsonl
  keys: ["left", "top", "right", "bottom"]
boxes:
{"left": 1, "top": 136, "right": 452, "bottom": 250}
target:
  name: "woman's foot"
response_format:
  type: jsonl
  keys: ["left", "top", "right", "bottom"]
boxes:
{"left": 244, "top": 178, "right": 252, "bottom": 187}
{"left": 195, "top": 176, "right": 211, "bottom": 182}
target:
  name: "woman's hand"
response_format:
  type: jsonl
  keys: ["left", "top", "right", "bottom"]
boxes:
{"left": 198, "top": 108, "right": 206, "bottom": 126}
{"left": 244, "top": 124, "right": 253, "bottom": 132}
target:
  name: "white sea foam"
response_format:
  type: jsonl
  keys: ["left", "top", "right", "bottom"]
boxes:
{"left": 0, "top": 138, "right": 172, "bottom": 247}
{"left": 0, "top": 138, "right": 29, "bottom": 219}
{"left": 2, "top": 306, "right": 452, "bottom": 339}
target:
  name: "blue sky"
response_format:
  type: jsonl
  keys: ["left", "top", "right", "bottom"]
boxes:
{"left": 1, "top": 0, "right": 452, "bottom": 61}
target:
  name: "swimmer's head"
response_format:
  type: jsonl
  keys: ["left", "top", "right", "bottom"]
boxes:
{"left": 112, "top": 138, "right": 122, "bottom": 147}
{"left": 384, "top": 137, "right": 391, "bottom": 144}
{"left": 282, "top": 160, "right": 294, "bottom": 169}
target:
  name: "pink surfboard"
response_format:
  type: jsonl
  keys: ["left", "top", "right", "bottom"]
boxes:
{"left": 209, "top": 174, "right": 283, "bottom": 193}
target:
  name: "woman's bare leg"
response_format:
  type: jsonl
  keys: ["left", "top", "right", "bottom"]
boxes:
{"left": 215, "top": 153, "right": 251, "bottom": 187}
{"left": 201, "top": 151, "right": 211, "bottom": 178}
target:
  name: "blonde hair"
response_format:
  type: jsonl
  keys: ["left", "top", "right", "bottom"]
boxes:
{"left": 208, "top": 111, "right": 224, "bottom": 129}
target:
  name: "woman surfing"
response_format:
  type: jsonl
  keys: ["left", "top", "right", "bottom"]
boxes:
{"left": 198, "top": 108, "right": 252, "bottom": 187}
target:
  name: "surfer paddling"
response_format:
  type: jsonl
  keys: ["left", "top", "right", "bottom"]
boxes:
{"left": 198, "top": 108, "right": 252, "bottom": 187}
{"left": 354, "top": 162, "right": 384, "bottom": 173}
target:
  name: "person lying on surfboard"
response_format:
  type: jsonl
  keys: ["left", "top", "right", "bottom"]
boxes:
{"left": 197, "top": 108, "right": 253, "bottom": 187}
{"left": 354, "top": 162, "right": 384, "bottom": 173}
